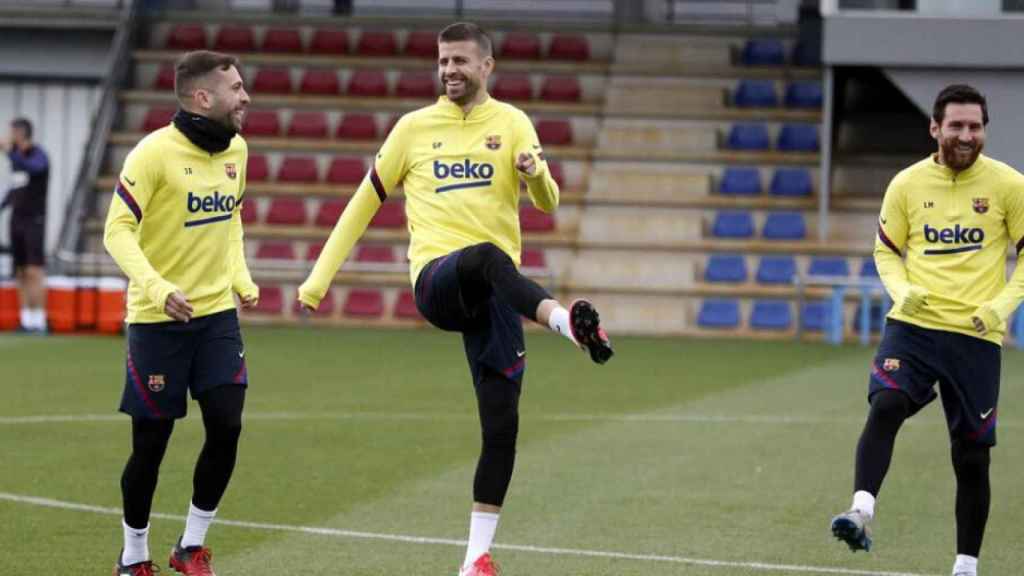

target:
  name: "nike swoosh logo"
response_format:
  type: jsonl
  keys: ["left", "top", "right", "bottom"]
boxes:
{"left": 124, "top": 177, "right": 136, "bottom": 187}
{"left": 239, "top": 351, "right": 245, "bottom": 358}
{"left": 981, "top": 408, "right": 994, "bottom": 419}
{"left": 516, "top": 350, "right": 526, "bottom": 358}
{"left": 880, "top": 217, "right": 887, "bottom": 225}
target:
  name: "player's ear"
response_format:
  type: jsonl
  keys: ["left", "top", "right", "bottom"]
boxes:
{"left": 929, "top": 118, "right": 940, "bottom": 141}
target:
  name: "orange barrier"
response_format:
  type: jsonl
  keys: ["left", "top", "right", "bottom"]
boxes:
{"left": 76, "top": 277, "right": 99, "bottom": 331}
{"left": 0, "top": 279, "right": 18, "bottom": 331}
{"left": 46, "top": 276, "right": 77, "bottom": 333}
{"left": 97, "top": 277, "right": 127, "bottom": 334}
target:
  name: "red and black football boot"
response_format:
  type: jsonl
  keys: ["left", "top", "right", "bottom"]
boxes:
{"left": 569, "top": 299, "right": 613, "bottom": 364}
{"left": 169, "top": 538, "right": 216, "bottom": 576}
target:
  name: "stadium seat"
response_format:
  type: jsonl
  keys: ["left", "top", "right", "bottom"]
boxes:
{"left": 326, "top": 156, "right": 366, "bottom": 184}
{"left": 300, "top": 69, "right": 341, "bottom": 95}
{"left": 315, "top": 199, "right": 346, "bottom": 227}
{"left": 520, "top": 206, "right": 555, "bottom": 232}
{"left": 536, "top": 120, "right": 572, "bottom": 146}
{"left": 751, "top": 299, "right": 792, "bottom": 330}
{"left": 344, "top": 289, "right": 385, "bottom": 318}
{"left": 540, "top": 76, "right": 582, "bottom": 103}
{"left": 548, "top": 34, "right": 590, "bottom": 60}
{"left": 276, "top": 156, "right": 319, "bottom": 183}
{"left": 287, "top": 111, "right": 329, "bottom": 139}
{"left": 733, "top": 79, "right": 778, "bottom": 108}
{"left": 252, "top": 68, "right": 292, "bottom": 94}
{"left": 741, "top": 39, "right": 785, "bottom": 66}
{"left": 404, "top": 30, "right": 437, "bottom": 59}
{"left": 294, "top": 289, "right": 335, "bottom": 318}
{"left": 154, "top": 64, "right": 176, "bottom": 91}
{"left": 265, "top": 198, "right": 307, "bottom": 225}
{"left": 310, "top": 29, "right": 349, "bottom": 55}
{"left": 336, "top": 113, "right": 378, "bottom": 140}
{"left": 719, "top": 167, "right": 762, "bottom": 195}
{"left": 394, "top": 290, "right": 421, "bottom": 319}
{"left": 762, "top": 212, "right": 806, "bottom": 240}
{"left": 348, "top": 70, "right": 389, "bottom": 98}
{"left": 770, "top": 168, "right": 812, "bottom": 197}
{"left": 240, "top": 199, "right": 257, "bottom": 224}
{"left": 801, "top": 301, "right": 831, "bottom": 331}
{"left": 500, "top": 32, "right": 541, "bottom": 59}
{"left": 704, "top": 254, "right": 747, "bottom": 283}
{"left": 808, "top": 257, "right": 850, "bottom": 278}
{"left": 546, "top": 161, "right": 565, "bottom": 188}
{"left": 246, "top": 154, "right": 269, "bottom": 182}
{"left": 370, "top": 201, "right": 406, "bottom": 228}
{"left": 256, "top": 241, "right": 296, "bottom": 260}
{"left": 492, "top": 74, "right": 533, "bottom": 101}
{"left": 355, "top": 244, "right": 395, "bottom": 263}
{"left": 726, "top": 123, "right": 770, "bottom": 150}
{"left": 777, "top": 123, "right": 819, "bottom": 152}
{"left": 142, "top": 107, "right": 175, "bottom": 132}
{"left": 165, "top": 24, "right": 206, "bottom": 51}
{"left": 697, "top": 299, "right": 741, "bottom": 329}
{"left": 395, "top": 71, "right": 436, "bottom": 99}
{"left": 242, "top": 110, "right": 280, "bottom": 137}
{"left": 711, "top": 211, "right": 754, "bottom": 238}
{"left": 306, "top": 241, "right": 325, "bottom": 260}
{"left": 262, "top": 28, "right": 303, "bottom": 53}
{"left": 785, "top": 82, "right": 823, "bottom": 108}
{"left": 860, "top": 259, "right": 879, "bottom": 278}
{"left": 520, "top": 248, "right": 546, "bottom": 269}
{"left": 249, "top": 285, "right": 283, "bottom": 315}
{"left": 213, "top": 25, "right": 255, "bottom": 53}
{"left": 756, "top": 256, "right": 796, "bottom": 284}
{"left": 854, "top": 302, "right": 885, "bottom": 333}
{"left": 356, "top": 31, "right": 398, "bottom": 56}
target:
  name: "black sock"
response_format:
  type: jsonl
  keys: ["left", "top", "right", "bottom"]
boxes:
{"left": 472, "top": 370, "right": 521, "bottom": 506}
{"left": 854, "top": 389, "right": 910, "bottom": 496}
{"left": 952, "top": 439, "right": 990, "bottom": 557}
{"left": 456, "top": 242, "right": 551, "bottom": 322}
{"left": 191, "top": 385, "right": 245, "bottom": 511}
{"left": 121, "top": 418, "right": 175, "bottom": 529}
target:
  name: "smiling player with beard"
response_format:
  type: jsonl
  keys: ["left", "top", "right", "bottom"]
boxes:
{"left": 830, "top": 84, "right": 1024, "bottom": 576}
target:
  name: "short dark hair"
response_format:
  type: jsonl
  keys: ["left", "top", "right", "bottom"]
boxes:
{"left": 174, "top": 50, "right": 241, "bottom": 102}
{"left": 933, "top": 84, "right": 988, "bottom": 126}
{"left": 438, "top": 22, "right": 493, "bottom": 58}
{"left": 10, "top": 117, "right": 31, "bottom": 139}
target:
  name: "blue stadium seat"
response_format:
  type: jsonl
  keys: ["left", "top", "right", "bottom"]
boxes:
{"left": 785, "top": 82, "right": 823, "bottom": 108}
{"left": 741, "top": 39, "right": 785, "bottom": 66}
{"left": 769, "top": 168, "right": 812, "bottom": 197}
{"left": 859, "top": 259, "right": 879, "bottom": 278}
{"left": 719, "top": 167, "right": 762, "bottom": 195}
{"left": 777, "top": 123, "right": 819, "bottom": 152}
{"left": 808, "top": 257, "right": 850, "bottom": 277}
{"left": 733, "top": 79, "right": 778, "bottom": 107}
{"left": 751, "top": 299, "right": 792, "bottom": 330}
{"left": 854, "top": 302, "right": 885, "bottom": 333}
{"left": 726, "top": 123, "right": 770, "bottom": 151}
{"left": 712, "top": 211, "right": 755, "bottom": 238}
{"left": 801, "top": 301, "right": 833, "bottom": 332}
{"left": 698, "top": 299, "right": 741, "bottom": 329}
{"left": 756, "top": 255, "right": 796, "bottom": 284}
{"left": 704, "top": 254, "right": 748, "bottom": 283}
{"left": 762, "top": 212, "right": 806, "bottom": 240}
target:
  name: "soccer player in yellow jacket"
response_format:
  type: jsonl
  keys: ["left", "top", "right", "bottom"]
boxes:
{"left": 831, "top": 85, "right": 1024, "bottom": 576}
{"left": 298, "top": 22, "right": 613, "bottom": 576}
{"left": 104, "top": 51, "right": 257, "bottom": 576}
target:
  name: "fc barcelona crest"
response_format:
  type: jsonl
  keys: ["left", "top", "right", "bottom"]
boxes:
{"left": 148, "top": 374, "right": 166, "bottom": 392}
{"left": 972, "top": 197, "right": 989, "bottom": 214}
{"left": 225, "top": 163, "right": 237, "bottom": 180}
{"left": 882, "top": 358, "right": 900, "bottom": 372}
{"left": 485, "top": 135, "right": 501, "bottom": 150}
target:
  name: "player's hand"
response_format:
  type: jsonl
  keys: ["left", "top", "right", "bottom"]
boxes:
{"left": 515, "top": 152, "right": 536, "bottom": 177}
{"left": 971, "top": 303, "right": 1000, "bottom": 336}
{"left": 897, "top": 285, "right": 929, "bottom": 316}
{"left": 239, "top": 294, "right": 259, "bottom": 309}
{"left": 164, "top": 290, "right": 194, "bottom": 322}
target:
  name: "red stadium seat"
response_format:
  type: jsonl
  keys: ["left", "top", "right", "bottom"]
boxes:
{"left": 355, "top": 244, "right": 395, "bottom": 263}
{"left": 395, "top": 71, "right": 436, "bottom": 99}
{"left": 536, "top": 119, "right": 573, "bottom": 146}
{"left": 343, "top": 289, "right": 385, "bottom": 318}
{"left": 213, "top": 25, "right": 255, "bottom": 52}
{"left": 310, "top": 29, "right": 349, "bottom": 55}
{"left": 262, "top": 28, "right": 303, "bottom": 53}
{"left": 154, "top": 64, "right": 176, "bottom": 91}
{"left": 548, "top": 34, "right": 590, "bottom": 61}
{"left": 276, "top": 156, "right": 319, "bottom": 183}
{"left": 520, "top": 248, "right": 546, "bottom": 268}
{"left": 256, "top": 241, "right": 296, "bottom": 260}
{"left": 249, "top": 285, "right": 283, "bottom": 315}
{"left": 265, "top": 197, "right": 307, "bottom": 225}
{"left": 287, "top": 111, "right": 329, "bottom": 139}
{"left": 348, "top": 70, "right": 388, "bottom": 98}
{"left": 500, "top": 32, "right": 541, "bottom": 59}
{"left": 306, "top": 241, "right": 325, "bottom": 260}
{"left": 492, "top": 74, "right": 533, "bottom": 101}
{"left": 166, "top": 24, "right": 207, "bottom": 51}
{"left": 540, "top": 76, "right": 581, "bottom": 103}
{"left": 393, "top": 290, "right": 420, "bottom": 319}
{"left": 293, "top": 289, "right": 335, "bottom": 317}
{"left": 252, "top": 68, "right": 292, "bottom": 94}
{"left": 519, "top": 206, "right": 555, "bottom": 232}
{"left": 326, "top": 156, "right": 366, "bottom": 184}
{"left": 356, "top": 31, "right": 397, "bottom": 56}
{"left": 299, "top": 69, "right": 340, "bottom": 96}
{"left": 547, "top": 160, "right": 565, "bottom": 188}
{"left": 404, "top": 30, "right": 437, "bottom": 59}
{"left": 240, "top": 199, "right": 257, "bottom": 224}
{"left": 246, "top": 154, "right": 269, "bottom": 182}
{"left": 315, "top": 199, "right": 347, "bottom": 228}
{"left": 336, "top": 113, "right": 378, "bottom": 140}
{"left": 370, "top": 201, "right": 405, "bottom": 228}
{"left": 142, "top": 107, "right": 175, "bottom": 132}
{"left": 242, "top": 110, "right": 280, "bottom": 137}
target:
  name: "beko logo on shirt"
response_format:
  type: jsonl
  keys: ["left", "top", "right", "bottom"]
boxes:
{"left": 184, "top": 191, "right": 235, "bottom": 227}
{"left": 923, "top": 224, "right": 984, "bottom": 255}
{"left": 433, "top": 159, "right": 494, "bottom": 193}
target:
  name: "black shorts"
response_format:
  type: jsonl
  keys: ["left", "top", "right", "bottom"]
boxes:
{"left": 415, "top": 249, "right": 526, "bottom": 386}
{"left": 120, "top": 309, "right": 247, "bottom": 419}
{"left": 869, "top": 319, "right": 1000, "bottom": 446}
{"left": 10, "top": 217, "right": 44, "bottom": 268}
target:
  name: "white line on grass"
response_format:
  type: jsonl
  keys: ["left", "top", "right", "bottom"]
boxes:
{"left": 0, "top": 491, "right": 933, "bottom": 576}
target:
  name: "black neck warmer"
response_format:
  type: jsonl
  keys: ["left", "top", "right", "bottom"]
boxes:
{"left": 172, "top": 109, "right": 236, "bottom": 154}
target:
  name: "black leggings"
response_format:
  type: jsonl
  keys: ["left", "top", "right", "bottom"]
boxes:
{"left": 456, "top": 242, "right": 551, "bottom": 323}
{"left": 121, "top": 385, "right": 245, "bottom": 529}
{"left": 472, "top": 370, "right": 521, "bottom": 507}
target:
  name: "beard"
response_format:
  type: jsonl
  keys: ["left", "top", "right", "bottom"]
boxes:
{"left": 212, "top": 106, "right": 244, "bottom": 133}
{"left": 442, "top": 73, "right": 480, "bottom": 105}
{"left": 939, "top": 136, "right": 983, "bottom": 171}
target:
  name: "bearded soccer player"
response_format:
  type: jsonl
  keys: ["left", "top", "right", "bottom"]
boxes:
{"left": 830, "top": 84, "right": 1024, "bottom": 576}
{"left": 104, "top": 50, "right": 258, "bottom": 576}
{"left": 298, "top": 22, "right": 613, "bottom": 576}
